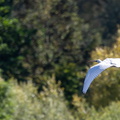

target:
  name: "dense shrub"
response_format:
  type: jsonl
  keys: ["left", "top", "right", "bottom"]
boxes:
{"left": 87, "top": 101, "right": 120, "bottom": 120}
{"left": 1, "top": 77, "right": 120, "bottom": 120}
{"left": 0, "top": 78, "right": 14, "bottom": 120}
{"left": 11, "top": 77, "right": 75, "bottom": 120}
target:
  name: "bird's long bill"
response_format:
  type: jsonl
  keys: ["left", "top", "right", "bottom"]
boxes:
{"left": 87, "top": 60, "right": 97, "bottom": 63}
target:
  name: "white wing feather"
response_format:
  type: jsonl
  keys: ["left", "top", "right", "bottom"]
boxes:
{"left": 82, "top": 61, "right": 113, "bottom": 94}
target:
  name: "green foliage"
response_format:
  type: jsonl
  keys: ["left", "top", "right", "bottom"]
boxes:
{"left": 0, "top": 79, "right": 14, "bottom": 120}
{"left": 71, "top": 94, "right": 94, "bottom": 120}
{"left": 1, "top": 77, "right": 120, "bottom": 120}
{"left": 0, "top": 0, "right": 13, "bottom": 17}
{"left": 0, "top": 77, "right": 75, "bottom": 120}
{"left": 0, "top": 16, "right": 33, "bottom": 80}
{"left": 99, "top": 102, "right": 120, "bottom": 120}
{"left": 13, "top": 0, "right": 89, "bottom": 99}
{"left": 71, "top": 94, "right": 120, "bottom": 120}
{"left": 0, "top": 1, "right": 35, "bottom": 81}
{"left": 87, "top": 101, "right": 120, "bottom": 120}
{"left": 78, "top": 0, "right": 120, "bottom": 46}
{"left": 13, "top": 0, "right": 93, "bottom": 76}
{"left": 55, "top": 62, "right": 83, "bottom": 101}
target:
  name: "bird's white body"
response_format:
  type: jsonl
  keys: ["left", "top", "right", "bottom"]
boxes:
{"left": 82, "top": 58, "right": 120, "bottom": 94}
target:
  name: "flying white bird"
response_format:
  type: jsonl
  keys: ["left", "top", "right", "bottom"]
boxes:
{"left": 82, "top": 58, "right": 120, "bottom": 94}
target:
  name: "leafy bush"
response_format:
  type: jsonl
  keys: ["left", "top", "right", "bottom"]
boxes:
{"left": 55, "top": 62, "right": 83, "bottom": 101}
{"left": 0, "top": 78, "right": 14, "bottom": 120}
{"left": 1, "top": 76, "right": 120, "bottom": 120}
{"left": 11, "top": 76, "right": 75, "bottom": 120}
{"left": 87, "top": 101, "right": 120, "bottom": 120}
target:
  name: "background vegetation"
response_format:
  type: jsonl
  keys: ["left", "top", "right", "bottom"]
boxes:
{"left": 1, "top": 0, "right": 120, "bottom": 119}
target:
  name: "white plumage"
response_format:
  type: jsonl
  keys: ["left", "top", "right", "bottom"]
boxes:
{"left": 82, "top": 58, "right": 120, "bottom": 94}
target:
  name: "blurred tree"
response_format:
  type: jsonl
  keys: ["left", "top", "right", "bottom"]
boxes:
{"left": 55, "top": 62, "right": 83, "bottom": 101}
{"left": 87, "top": 101, "right": 120, "bottom": 120}
{"left": 0, "top": 0, "right": 35, "bottom": 81}
{"left": 12, "top": 0, "right": 102, "bottom": 100}
{"left": 78, "top": 0, "right": 120, "bottom": 46}
{"left": 0, "top": 0, "right": 13, "bottom": 17}
{"left": 0, "top": 79, "right": 14, "bottom": 120}
{"left": 13, "top": 0, "right": 84, "bottom": 72}
{"left": 8, "top": 77, "right": 75, "bottom": 120}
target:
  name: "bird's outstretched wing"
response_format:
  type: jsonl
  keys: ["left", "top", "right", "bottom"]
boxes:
{"left": 82, "top": 62, "right": 112, "bottom": 94}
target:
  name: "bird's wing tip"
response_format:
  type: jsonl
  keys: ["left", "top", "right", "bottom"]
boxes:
{"left": 82, "top": 90, "right": 86, "bottom": 94}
